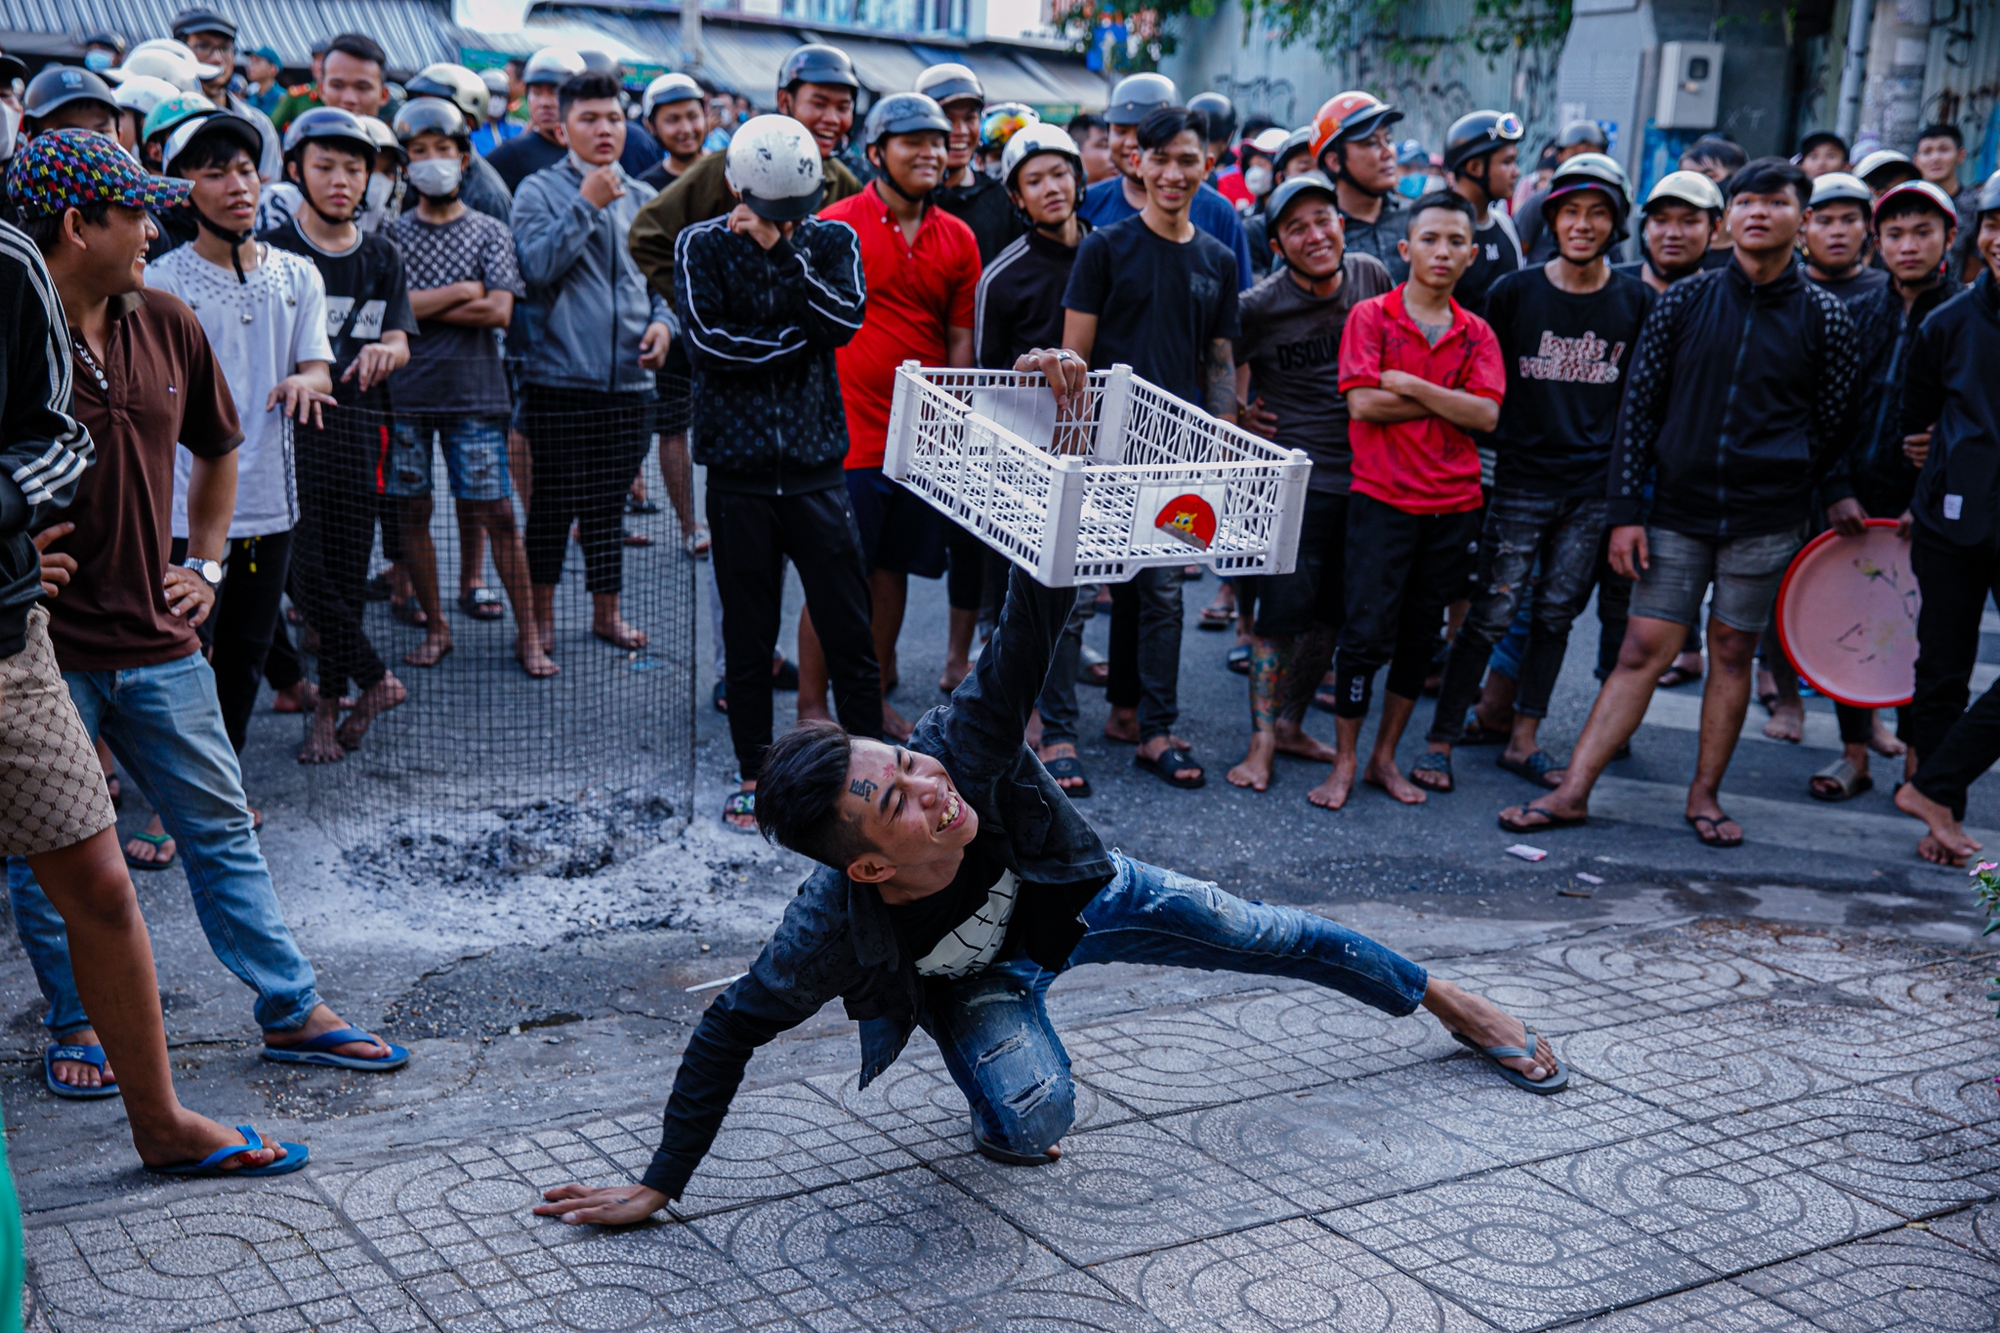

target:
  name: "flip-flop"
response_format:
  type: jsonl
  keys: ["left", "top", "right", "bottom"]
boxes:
{"left": 1452, "top": 1029, "right": 1569, "bottom": 1094}
{"left": 147, "top": 1124, "right": 309, "bottom": 1178}
{"left": 262, "top": 1026, "right": 410, "bottom": 1072}
{"left": 1657, "top": 664, "right": 1702, "bottom": 688}
{"left": 1497, "top": 804, "right": 1587, "bottom": 834}
{"left": 1135, "top": 744, "right": 1205, "bottom": 789}
{"left": 722, "top": 789, "right": 758, "bottom": 833}
{"left": 1409, "top": 751, "right": 1454, "bottom": 794}
{"left": 457, "top": 588, "right": 505, "bottom": 620}
{"left": 1685, "top": 812, "right": 1744, "bottom": 848}
{"left": 122, "top": 830, "right": 175, "bottom": 871}
{"left": 1197, "top": 602, "right": 1234, "bottom": 630}
{"left": 712, "top": 679, "right": 728, "bottom": 713}
{"left": 1810, "top": 757, "right": 1873, "bottom": 802}
{"left": 1497, "top": 751, "right": 1565, "bottom": 789}
{"left": 44, "top": 1043, "right": 119, "bottom": 1100}
{"left": 1042, "top": 754, "right": 1091, "bottom": 799}
{"left": 626, "top": 496, "right": 662, "bottom": 515}
{"left": 1226, "top": 643, "right": 1251, "bottom": 675}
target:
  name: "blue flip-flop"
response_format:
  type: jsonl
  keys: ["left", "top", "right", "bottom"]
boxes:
{"left": 148, "top": 1124, "right": 309, "bottom": 1178}
{"left": 1453, "top": 1029, "right": 1570, "bottom": 1095}
{"left": 44, "top": 1043, "right": 119, "bottom": 1100}
{"left": 262, "top": 1026, "right": 410, "bottom": 1072}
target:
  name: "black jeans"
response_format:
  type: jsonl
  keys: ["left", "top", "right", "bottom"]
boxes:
{"left": 1242, "top": 490, "right": 1349, "bottom": 639}
{"left": 1428, "top": 490, "right": 1606, "bottom": 741}
{"left": 1333, "top": 494, "right": 1480, "bottom": 719}
{"left": 172, "top": 530, "right": 291, "bottom": 754}
{"left": 1106, "top": 567, "right": 1184, "bottom": 743}
{"left": 1908, "top": 527, "right": 2000, "bottom": 818}
{"left": 522, "top": 385, "right": 650, "bottom": 594}
{"left": 708, "top": 486, "right": 883, "bottom": 780}
{"left": 290, "top": 417, "right": 389, "bottom": 701}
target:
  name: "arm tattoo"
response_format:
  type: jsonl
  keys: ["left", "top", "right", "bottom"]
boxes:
{"left": 848, "top": 778, "right": 877, "bottom": 800}
{"left": 1205, "top": 337, "right": 1237, "bottom": 421}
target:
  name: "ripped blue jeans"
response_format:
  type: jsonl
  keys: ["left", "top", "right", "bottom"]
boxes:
{"left": 922, "top": 853, "right": 1431, "bottom": 1159}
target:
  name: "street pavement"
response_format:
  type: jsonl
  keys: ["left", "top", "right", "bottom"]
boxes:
{"left": 5, "top": 565, "right": 1998, "bottom": 1331}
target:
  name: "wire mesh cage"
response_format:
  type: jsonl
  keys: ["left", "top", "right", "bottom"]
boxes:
{"left": 280, "top": 382, "right": 697, "bottom": 874}
{"left": 884, "top": 362, "right": 1312, "bottom": 586}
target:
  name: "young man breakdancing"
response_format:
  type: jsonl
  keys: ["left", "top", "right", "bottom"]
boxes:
{"left": 537, "top": 565, "right": 1565, "bottom": 1226}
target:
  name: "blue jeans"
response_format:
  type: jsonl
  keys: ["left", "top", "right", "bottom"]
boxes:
{"left": 6, "top": 651, "right": 321, "bottom": 1037}
{"left": 923, "top": 854, "right": 1430, "bottom": 1158}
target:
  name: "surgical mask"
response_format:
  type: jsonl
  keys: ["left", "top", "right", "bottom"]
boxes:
{"left": 0, "top": 104, "right": 15, "bottom": 161}
{"left": 1396, "top": 173, "right": 1429, "bottom": 200}
{"left": 406, "top": 157, "right": 463, "bottom": 198}
{"left": 1243, "top": 163, "right": 1273, "bottom": 196}
{"left": 364, "top": 174, "right": 394, "bottom": 210}
{"left": 84, "top": 49, "right": 114, "bottom": 72}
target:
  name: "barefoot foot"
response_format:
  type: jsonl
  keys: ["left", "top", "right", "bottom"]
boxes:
{"left": 1227, "top": 731, "right": 1276, "bottom": 791}
{"left": 1363, "top": 755, "right": 1428, "bottom": 804}
{"left": 1307, "top": 752, "right": 1358, "bottom": 810}
{"left": 334, "top": 674, "right": 408, "bottom": 752}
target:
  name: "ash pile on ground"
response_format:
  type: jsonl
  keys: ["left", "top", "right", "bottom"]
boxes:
{"left": 318, "top": 798, "right": 802, "bottom": 951}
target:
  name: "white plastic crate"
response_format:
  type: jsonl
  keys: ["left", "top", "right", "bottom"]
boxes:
{"left": 883, "top": 362, "right": 1312, "bottom": 586}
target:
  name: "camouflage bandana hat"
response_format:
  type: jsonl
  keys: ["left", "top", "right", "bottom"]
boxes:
{"left": 5, "top": 127, "right": 193, "bottom": 219}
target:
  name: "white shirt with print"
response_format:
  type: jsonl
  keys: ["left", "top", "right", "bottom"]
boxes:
{"left": 146, "top": 243, "right": 335, "bottom": 538}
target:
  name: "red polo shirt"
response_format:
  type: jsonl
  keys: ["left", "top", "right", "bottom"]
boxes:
{"left": 1337, "top": 284, "right": 1505, "bottom": 515}
{"left": 818, "top": 182, "right": 981, "bottom": 469}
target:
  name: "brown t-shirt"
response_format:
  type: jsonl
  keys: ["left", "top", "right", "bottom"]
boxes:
{"left": 48, "top": 290, "right": 241, "bottom": 672}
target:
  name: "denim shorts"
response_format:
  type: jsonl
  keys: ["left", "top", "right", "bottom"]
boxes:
{"left": 386, "top": 416, "right": 513, "bottom": 501}
{"left": 1629, "top": 525, "right": 1804, "bottom": 634}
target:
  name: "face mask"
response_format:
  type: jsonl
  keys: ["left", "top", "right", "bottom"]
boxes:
{"left": 0, "top": 104, "right": 15, "bottom": 161}
{"left": 365, "top": 174, "right": 394, "bottom": 210}
{"left": 1396, "top": 173, "right": 1428, "bottom": 200}
{"left": 406, "top": 157, "right": 463, "bottom": 198}
{"left": 84, "top": 50, "right": 114, "bottom": 72}
{"left": 1244, "top": 163, "right": 1273, "bottom": 196}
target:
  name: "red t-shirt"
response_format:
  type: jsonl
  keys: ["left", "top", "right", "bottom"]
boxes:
{"left": 818, "top": 183, "right": 981, "bottom": 470}
{"left": 1337, "top": 285, "right": 1505, "bottom": 515}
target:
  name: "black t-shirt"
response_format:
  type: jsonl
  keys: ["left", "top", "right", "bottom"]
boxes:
{"left": 485, "top": 130, "right": 564, "bottom": 193}
{"left": 1063, "top": 214, "right": 1240, "bottom": 408}
{"left": 263, "top": 220, "right": 417, "bottom": 409}
{"left": 935, "top": 172, "right": 1025, "bottom": 266}
{"left": 1455, "top": 214, "right": 1521, "bottom": 319}
{"left": 1484, "top": 264, "right": 1654, "bottom": 496}
{"left": 1339, "top": 195, "right": 1410, "bottom": 283}
{"left": 974, "top": 227, "right": 1084, "bottom": 369}
{"left": 639, "top": 158, "right": 685, "bottom": 193}
{"left": 1811, "top": 264, "right": 1891, "bottom": 306}
{"left": 884, "top": 834, "right": 1010, "bottom": 965}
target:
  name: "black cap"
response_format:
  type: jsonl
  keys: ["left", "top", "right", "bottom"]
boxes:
{"left": 22, "top": 66, "right": 117, "bottom": 122}
{"left": 170, "top": 9, "right": 238, "bottom": 40}
{"left": 1264, "top": 171, "right": 1338, "bottom": 228}
{"left": 0, "top": 50, "right": 30, "bottom": 84}
{"left": 1188, "top": 91, "right": 1235, "bottom": 142}
{"left": 778, "top": 44, "right": 859, "bottom": 94}
{"left": 1797, "top": 130, "right": 1847, "bottom": 159}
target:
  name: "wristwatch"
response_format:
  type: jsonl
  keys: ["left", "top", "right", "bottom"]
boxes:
{"left": 181, "top": 557, "right": 224, "bottom": 587}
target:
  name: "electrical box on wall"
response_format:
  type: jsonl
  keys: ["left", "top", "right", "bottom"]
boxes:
{"left": 1655, "top": 41, "right": 1723, "bottom": 129}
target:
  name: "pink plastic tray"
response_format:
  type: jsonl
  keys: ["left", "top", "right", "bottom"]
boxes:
{"left": 1774, "top": 519, "right": 1920, "bottom": 708}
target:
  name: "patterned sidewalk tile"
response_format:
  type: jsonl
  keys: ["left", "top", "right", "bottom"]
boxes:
{"left": 691, "top": 1168, "right": 1072, "bottom": 1325}
{"left": 943, "top": 1270, "right": 1170, "bottom": 1333}
{"left": 1351, "top": 1057, "right": 1683, "bottom": 1169}
{"left": 1095, "top": 1218, "right": 1496, "bottom": 1332}
{"left": 1556, "top": 1280, "right": 1816, "bottom": 1331}
{"left": 26, "top": 1182, "right": 427, "bottom": 1332}
{"left": 1062, "top": 993, "right": 1452, "bottom": 1117}
{"left": 804, "top": 1051, "right": 1127, "bottom": 1164}
{"left": 1429, "top": 942, "right": 1777, "bottom": 1037}
{"left": 1928, "top": 1198, "right": 2000, "bottom": 1263}
{"left": 660, "top": 1082, "right": 918, "bottom": 1217}
{"left": 931, "top": 1118, "right": 1292, "bottom": 1265}
{"left": 1676, "top": 922, "right": 1952, "bottom": 982}
{"left": 1702, "top": 995, "right": 1991, "bottom": 1086}
{"left": 1160, "top": 1082, "right": 1508, "bottom": 1214}
{"left": 1863, "top": 1062, "right": 2000, "bottom": 1130}
{"left": 1527, "top": 1123, "right": 1903, "bottom": 1274}
{"left": 1718, "top": 1089, "right": 2000, "bottom": 1220}
{"left": 1832, "top": 960, "right": 1996, "bottom": 1022}
{"left": 1736, "top": 1225, "right": 2000, "bottom": 1332}
{"left": 1322, "top": 1170, "right": 1713, "bottom": 1333}
{"left": 1526, "top": 936, "right": 1782, "bottom": 1012}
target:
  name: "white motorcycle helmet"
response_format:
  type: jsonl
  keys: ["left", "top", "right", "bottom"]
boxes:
{"left": 1000, "top": 120, "right": 1083, "bottom": 190}
{"left": 725, "top": 114, "right": 824, "bottom": 220}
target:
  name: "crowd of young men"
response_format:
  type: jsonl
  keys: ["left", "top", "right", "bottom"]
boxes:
{"left": 3, "top": 17, "right": 2000, "bottom": 1202}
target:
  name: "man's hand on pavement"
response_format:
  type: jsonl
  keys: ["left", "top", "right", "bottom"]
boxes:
{"left": 580, "top": 164, "right": 626, "bottom": 209}
{"left": 534, "top": 1182, "right": 669, "bottom": 1226}
{"left": 1608, "top": 524, "right": 1649, "bottom": 580}
{"left": 268, "top": 375, "right": 338, "bottom": 428}
{"left": 32, "top": 523, "right": 74, "bottom": 598}
{"left": 638, "top": 321, "right": 670, "bottom": 369}
{"left": 163, "top": 565, "right": 217, "bottom": 626}
{"left": 1826, "top": 496, "right": 1869, "bottom": 538}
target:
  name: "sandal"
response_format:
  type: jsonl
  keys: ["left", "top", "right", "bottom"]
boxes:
{"left": 147, "top": 1124, "right": 309, "bottom": 1178}
{"left": 457, "top": 588, "right": 505, "bottom": 620}
{"left": 623, "top": 529, "right": 653, "bottom": 548}
{"left": 1497, "top": 804, "right": 1587, "bottom": 834}
{"left": 1409, "top": 751, "right": 1454, "bottom": 794}
{"left": 1042, "top": 754, "right": 1092, "bottom": 799}
{"left": 1657, "top": 664, "right": 1703, "bottom": 689}
{"left": 722, "top": 789, "right": 758, "bottom": 832}
{"left": 44, "top": 1043, "right": 119, "bottom": 1100}
{"left": 1685, "top": 812, "right": 1743, "bottom": 848}
{"left": 1197, "top": 600, "right": 1234, "bottom": 631}
{"left": 1135, "top": 744, "right": 1205, "bottom": 789}
{"left": 1451, "top": 1029, "right": 1569, "bottom": 1095}
{"left": 122, "top": 830, "right": 175, "bottom": 872}
{"left": 1226, "top": 643, "right": 1251, "bottom": 675}
{"left": 1455, "top": 716, "right": 1512, "bottom": 746}
{"left": 263, "top": 1026, "right": 410, "bottom": 1072}
{"left": 1497, "top": 751, "right": 1565, "bottom": 789}
{"left": 1810, "top": 758, "right": 1873, "bottom": 802}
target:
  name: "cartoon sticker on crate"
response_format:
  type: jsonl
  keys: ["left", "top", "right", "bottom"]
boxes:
{"left": 1132, "top": 483, "right": 1228, "bottom": 554}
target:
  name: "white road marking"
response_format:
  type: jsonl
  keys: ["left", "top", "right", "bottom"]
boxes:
{"left": 1585, "top": 774, "right": 1998, "bottom": 859}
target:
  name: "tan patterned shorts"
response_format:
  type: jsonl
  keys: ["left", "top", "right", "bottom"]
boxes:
{"left": 1, "top": 606, "right": 115, "bottom": 858}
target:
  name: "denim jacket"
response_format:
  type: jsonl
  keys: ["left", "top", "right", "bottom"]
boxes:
{"left": 510, "top": 156, "right": 672, "bottom": 394}
{"left": 639, "top": 569, "right": 1111, "bottom": 1199}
